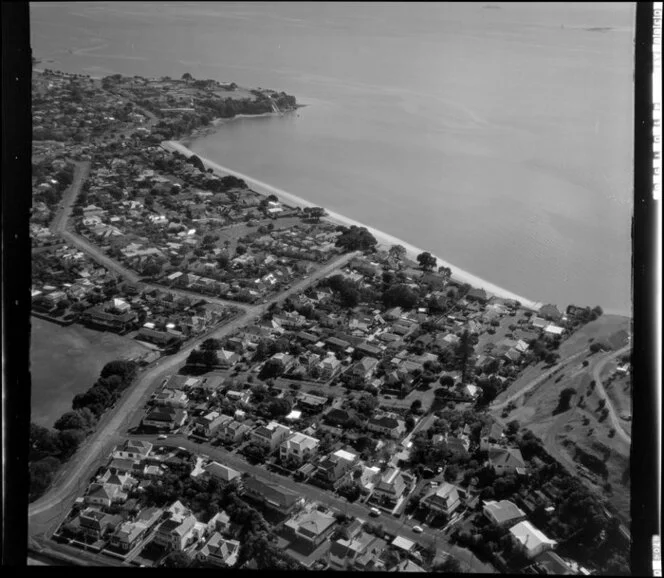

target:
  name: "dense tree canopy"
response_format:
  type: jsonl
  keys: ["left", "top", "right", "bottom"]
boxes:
{"left": 416, "top": 251, "right": 437, "bottom": 271}
{"left": 335, "top": 226, "right": 377, "bottom": 252}
{"left": 382, "top": 283, "right": 419, "bottom": 309}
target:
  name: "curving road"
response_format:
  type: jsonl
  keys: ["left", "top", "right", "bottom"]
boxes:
{"left": 591, "top": 345, "right": 631, "bottom": 443}
{"left": 28, "top": 251, "right": 355, "bottom": 521}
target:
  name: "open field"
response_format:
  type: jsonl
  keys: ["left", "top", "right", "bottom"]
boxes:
{"left": 213, "top": 216, "right": 303, "bottom": 255}
{"left": 30, "top": 316, "right": 151, "bottom": 428}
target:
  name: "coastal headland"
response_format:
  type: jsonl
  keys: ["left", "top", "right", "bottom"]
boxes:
{"left": 162, "top": 140, "right": 544, "bottom": 311}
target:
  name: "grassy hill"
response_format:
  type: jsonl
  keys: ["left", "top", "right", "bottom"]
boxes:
{"left": 490, "top": 314, "right": 631, "bottom": 524}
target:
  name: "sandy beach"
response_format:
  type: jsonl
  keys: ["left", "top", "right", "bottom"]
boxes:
{"left": 162, "top": 140, "right": 543, "bottom": 310}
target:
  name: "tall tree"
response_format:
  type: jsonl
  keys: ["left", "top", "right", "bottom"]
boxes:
{"left": 417, "top": 251, "right": 437, "bottom": 271}
{"left": 455, "top": 330, "right": 474, "bottom": 383}
{"left": 389, "top": 244, "right": 407, "bottom": 263}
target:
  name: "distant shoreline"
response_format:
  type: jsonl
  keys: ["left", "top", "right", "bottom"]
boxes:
{"left": 161, "top": 140, "right": 545, "bottom": 311}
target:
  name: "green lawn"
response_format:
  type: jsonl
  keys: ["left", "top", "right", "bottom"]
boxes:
{"left": 30, "top": 316, "right": 150, "bottom": 428}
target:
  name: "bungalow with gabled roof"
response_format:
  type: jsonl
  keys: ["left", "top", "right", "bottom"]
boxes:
{"left": 509, "top": 520, "right": 557, "bottom": 559}
{"left": 420, "top": 482, "right": 462, "bottom": 516}
{"left": 197, "top": 533, "right": 240, "bottom": 566}
{"left": 372, "top": 468, "right": 407, "bottom": 507}
{"left": 483, "top": 500, "right": 527, "bottom": 527}
{"left": 367, "top": 415, "right": 405, "bottom": 439}
{"left": 487, "top": 445, "right": 527, "bottom": 475}
{"left": 284, "top": 507, "right": 337, "bottom": 548}
{"left": 242, "top": 476, "right": 301, "bottom": 515}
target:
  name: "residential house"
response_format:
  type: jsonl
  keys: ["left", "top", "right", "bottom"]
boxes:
{"left": 226, "top": 390, "right": 251, "bottom": 404}
{"left": 323, "top": 408, "right": 357, "bottom": 428}
{"left": 326, "top": 337, "right": 351, "bottom": 352}
{"left": 153, "top": 514, "right": 198, "bottom": 551}
{"left": 464, "top": 288, "right": 488, "bottom": 303}
{"left": 328, "top": 529, "right": 380, "bottom": 570}
{"left": 242, "top": 476, "right": 301, "bottom": 515}
{"left": 383, "top": 307, "right": 403, "bottom": 321}
{"left": 533, "top": 551, "right": 576, "bottom": 575}
{"left": 107, "top": 458, "right": 139, "bottom": 475}
{"left": 355, "top": 342, "right": 382, "bottom": 358}
{"left": 164, "top": 375, "right": 201, "bottom": 390}
{"left": 318, "top": 354, "right": 341, "bottom": 380}
{"left": 480, "top": 423, "right": 504, "bottom": 450}
{"left": 392, "top": 560, "right": 426, "bottom": 572}
{"left": 193, "top": 412, "right": 233, "bottom": 438}
{"left": 219, "top": 420, "right": 252, "bottom": 444}
{"left": 531, "top": 316, "right": 548, "bottom": 329}
{"left": 280, "top": 432, "right": 320, "bottom": 464}
{"left": 142, "top": 407, "right": 187, "bottom": 431}
{"left": 216, "top": 349, "right": 240, "bottom": 368}
{"left": 509, "top": 520, "right": 557, "bottom": 559}
{"left": 110, "top": 519, "right": 150, "bottom": 552}
{"left": 357, "top": 465, "right": 382, "bottom": 492}
{"left": 250, "top": 421, "right": 292, "bottom": 453}
{"left": 420, "top": 482, "right": 462, "bottom": 517}
{"left": 206, "top": 511, "right": 231, "bottom": 535}
{"left": 347, "top": 357, "right": 379, "bottom": 383}
{"left": 85, "top": 483, "right": 128, "bottom": 508}
{"left": 197, "top": 533, "right": 240, "bottom": 567}
{"left": 284, "top": 507, "right": 337, "bottom": 549}
{"left": 81, "top": 306, "right": 137, "bottom": 333}
{"left": 204, "top": 462, "right": 241, "bottom": 484}
{"left": 112, "top": 440, "right": 153, "bottom": 461}
{"left": 315, "top": 449, "right": 358, "bottom": 486}
{"left": 270, "top": 352, "right": 295, "bottom": 373}
{"left": 166, "top": 500, "right": 191, "bottom": 523}
{"left": 137, "top": 326, "right": 181, "bottom": 347}
{"left": 154, "top": 389, "right": 188, "bottom": 408}
{"left": 539, "top": 304, "right": 563, "bottom": 322}
{"left": 75, "top": 507, "right": 122, "bottom": 542}
{"left": 296, "top": 331, "right": 319, "bottom": 346}
{"left": 487, "top": 445, "right": 527, "bottom": 476}
{"left": 367, "top": 415, "right": 406, "bottom": 439}
{"left": 296, "top": 392, "right": 328, "bottom": 413}
{"left": 372, "top": 468, "right": 408, "bottom": 508}
{"left": 483, "top": 500, "right": 527, "bottom": 527}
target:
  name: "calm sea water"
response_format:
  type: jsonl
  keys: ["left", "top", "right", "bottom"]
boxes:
{"left": 30, "top": 2, "right": 635, "bottom": 314}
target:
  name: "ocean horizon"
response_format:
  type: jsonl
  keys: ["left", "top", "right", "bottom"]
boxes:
{"left": 30, "top": 1, "right": 635, "bottom": 315}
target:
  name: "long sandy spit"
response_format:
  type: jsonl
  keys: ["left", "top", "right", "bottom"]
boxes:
{"left": 161, "top": 140, "right": 543, "bottom": 311}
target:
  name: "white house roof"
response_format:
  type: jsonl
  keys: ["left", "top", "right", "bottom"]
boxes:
{"left": 392, "top": 535, "right": 415, "bottom": 552}
{"left": 333, "top": 449, "right": 357, "bottom": 462}
{"left": 510, "top": 520, "right": 556, "bottom": 553}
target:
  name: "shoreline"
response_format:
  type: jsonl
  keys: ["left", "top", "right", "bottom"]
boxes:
{"left": 182, "top": 106, "right": 304, "bottom": 146}
{"left": 161, "top": 140, "right": 544, "bottom": 311}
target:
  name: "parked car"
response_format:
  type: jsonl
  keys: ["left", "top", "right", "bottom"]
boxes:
{"left": 158, "top": 434, "right": 168, "bottom": 440}
{"left": 413, "top": 525, "right": 424, "bottom": 534}
{"left": 370, "top": 507, "right": 381, "bottom": 517}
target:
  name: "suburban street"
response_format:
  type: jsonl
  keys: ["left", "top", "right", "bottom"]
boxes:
{"left": 49, "top": 160, "right": 91, "bottom": 235}
{"left": 128, "top": 434, "right": 495, "bottom": 573}
{"left": 28, "top": 251, "right": 355, "bottom": 520}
